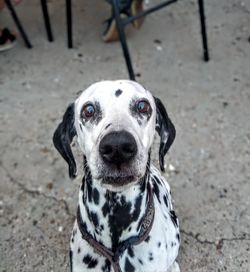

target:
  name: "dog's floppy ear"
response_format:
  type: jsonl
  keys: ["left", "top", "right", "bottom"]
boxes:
{"left": 53, "top": 103, "right": 77, "bottom": 179}
{"left": 154, "top": 97, "right": 176, "bottom": 172}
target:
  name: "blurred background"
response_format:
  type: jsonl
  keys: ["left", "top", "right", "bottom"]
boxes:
{"left": 0, "top": 0, "right": 249, "bottom": 271}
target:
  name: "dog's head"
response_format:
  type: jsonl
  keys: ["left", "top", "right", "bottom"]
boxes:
{"left": 53, "top": 80, "right": 175, "bottom": 190}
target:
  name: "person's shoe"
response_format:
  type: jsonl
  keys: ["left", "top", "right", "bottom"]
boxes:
{"left": 102, "top": 14, "right": 126, "bottom": 43}
{"left": 0, "top": 28, "right": 16, "bottom": 52}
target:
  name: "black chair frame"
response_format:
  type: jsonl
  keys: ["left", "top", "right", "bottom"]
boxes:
{"left": 4, "top": 0, "right": 54, "bottom": 48}
{"left": 4, "top": 0, "right": 209, "bottom": 81}
{"left": 110, "top": 0, "right": 210, "bottom": 80}
{"left": 64, "top": 0, "right": 210, "bottom": 80}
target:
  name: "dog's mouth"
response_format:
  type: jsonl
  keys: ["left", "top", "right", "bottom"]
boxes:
{"left": 102, "top": 175, "right": 137, "bottom": 187}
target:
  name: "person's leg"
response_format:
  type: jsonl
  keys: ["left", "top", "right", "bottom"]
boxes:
{"left": 106, "top": 0, "right": 132, "bottom": 13}
{"left": 103, "top": 0, "right": 144, "bottom": 42}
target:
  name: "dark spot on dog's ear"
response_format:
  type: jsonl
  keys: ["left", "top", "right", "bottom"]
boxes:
{"left": 115, "top": 89, "right": 123, "bottom": 97}
{"left": 125, "top": 258, "right": 135, "bottom": 272}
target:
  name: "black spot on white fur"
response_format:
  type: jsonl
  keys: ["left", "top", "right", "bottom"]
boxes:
{"left": 115, "top": 89, "right": 123, "bottom": 97}
{"left": 106, "top": 186, "right": 144, "bottom": 250}
{"left": 128, "top": 247, "right": 134, "bottom": 257}
{"left": 79, "top": 123, "right": 83, "bottom": 131}
{"left": 101, "top": 259, "right": 111, "bottom": 272}
{"left": 149, "top": 252, "right": 154, "bottom": 261}
{"left": 124, "top": 258, "right": 135, "bottom": 272}
{"left": 170, "top": 210, "right": 178, "bottom": 228}
{"left": 82, "top": 254, "right": 98, "bottom": 268}
{"left": 105, "top": 123, "right": 112, "bottom": 130}
{"left": 93, "top": 188, "right": 100, "bottom": 205}
{"left": 138, "top": 259, "right": 143, "bottom": 265}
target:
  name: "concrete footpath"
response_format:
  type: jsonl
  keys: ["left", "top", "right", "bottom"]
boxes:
{"left": 0, "top": 0, "right": 249, "bottom": 271}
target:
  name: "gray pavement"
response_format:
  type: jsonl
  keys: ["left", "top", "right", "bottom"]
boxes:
{"left": 0, "top": 0, "right": 250, "bottom": 271}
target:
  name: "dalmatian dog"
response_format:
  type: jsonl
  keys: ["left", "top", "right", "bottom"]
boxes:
{"left": 53, "top": 80, "right": 180, "bottom": 272}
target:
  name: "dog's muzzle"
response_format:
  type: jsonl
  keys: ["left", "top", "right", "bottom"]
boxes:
{"left": 99, "top": 130, "right": 138, "bottom": 185}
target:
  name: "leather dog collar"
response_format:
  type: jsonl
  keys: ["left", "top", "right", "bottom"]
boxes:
{"left": 76, "top": 183, "right": 155, "bottom": 272}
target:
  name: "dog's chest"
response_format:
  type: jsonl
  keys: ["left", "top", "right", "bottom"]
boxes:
{"left": 70, "top": 168, "right": 180, "bottom": 272}
{"left": 71, "top": 213, "right": 178, "bottom": 272}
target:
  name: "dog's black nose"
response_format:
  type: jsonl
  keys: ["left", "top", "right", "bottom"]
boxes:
{"left": 99, "top": 131, "right": 137, "bottom": 166}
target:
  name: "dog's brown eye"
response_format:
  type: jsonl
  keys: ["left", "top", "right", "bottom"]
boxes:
{"left": 82, "top": 104, "right": 95, "bottom": 118}
{"left": 137, "top": 100, "right": 150, "bottom": 114}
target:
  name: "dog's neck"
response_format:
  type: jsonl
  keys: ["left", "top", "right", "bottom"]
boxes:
{"left": 79, "top": 163, "right": 150, "bottom": 251}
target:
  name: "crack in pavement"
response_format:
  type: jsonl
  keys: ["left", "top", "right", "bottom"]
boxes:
{"left": 181, "top": 229, "right": 250, "bottom": 248}
{"left": 1, "top": 163, "right": 74, "bottom": 218}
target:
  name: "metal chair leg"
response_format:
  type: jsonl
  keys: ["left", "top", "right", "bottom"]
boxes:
{"left": 198, "top": 0, "right": 209, "bottom": 61}
{"left": 112, "top": 0, "right": 135, "bottom": 81}
{"left": 66, "top": 0, "right": 73, "bottom": 48}
{"left": 4, "top": 0, "right": 32, "bottom": 48}
{"left": 40, "top": 0, "right": 53, "bottom": 42}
